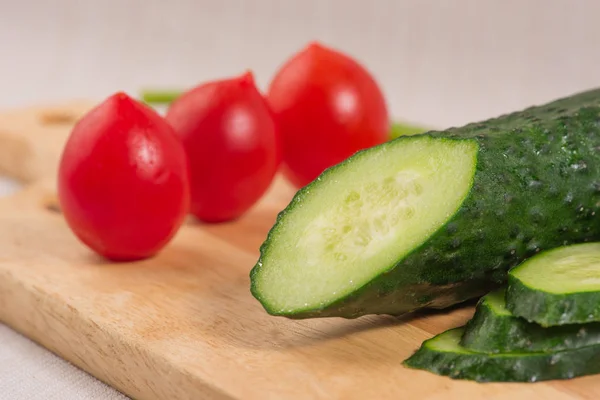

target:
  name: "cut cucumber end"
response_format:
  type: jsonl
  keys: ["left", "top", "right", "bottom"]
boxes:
{"left": 251, "top": 136, "right": 479, "bottom": 316}
{"left": 510, "top": 242, "right": 600, "bottom": 294}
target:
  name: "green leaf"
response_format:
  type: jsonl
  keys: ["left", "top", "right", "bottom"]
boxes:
{"left": 140, "top": 90, "right": 183, "bottom": 105}
{"left": 390, "top": 122, "right": 429, "bottom": 139}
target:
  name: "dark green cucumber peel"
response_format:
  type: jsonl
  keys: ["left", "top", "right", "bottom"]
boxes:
{"left": 461, "top": 289, "right": 600, "bottom": 353}
{"left": 404, "top": 327, "right": 600, "bottom": 383}
{"left": 251, "top": 88, "right": 600, "bottom": 319}
{"left": 506, "top": 243, "right": 600, "bottom": 326}
{"left": 508, "top": 278, "right": 600, "bottom": 327}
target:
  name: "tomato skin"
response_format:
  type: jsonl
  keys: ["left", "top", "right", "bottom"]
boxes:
{"left": 165, "top": 72, "right": 280, "bottom": 223}
{"left": 267, "top": 42, "right": 389, "bottom": 188}
{"left": 58, "top": 92, "right": 190, "bottom": 261}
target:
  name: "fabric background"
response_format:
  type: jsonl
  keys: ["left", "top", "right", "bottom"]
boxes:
{"left": 0, "top": 324, "right": 126, "bottom": 400}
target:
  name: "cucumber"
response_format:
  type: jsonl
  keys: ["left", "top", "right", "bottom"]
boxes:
{"left": 507, "top": 243, "right": 600, "bottom": 326}
{"left": 404, "top": 327, "right": 600, "bottom": 382}
{"left": 251, "top": 88, "right": 600, "bottom": 319}
{"left": 461, "top": 289, "right": 600, "bottom": 353}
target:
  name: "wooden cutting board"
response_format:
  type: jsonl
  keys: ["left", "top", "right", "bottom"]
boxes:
{"left": 0, "top": 101, "right": 598, "bottom": 400}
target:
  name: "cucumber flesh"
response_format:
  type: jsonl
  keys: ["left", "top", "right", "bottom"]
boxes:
{"left": 507, "top": 243, "right": 600, "bottom": 326}
{"left": 461, "top": 289, "right": 600, "bottom": 353}
{"left": 252, "top": 137, "right": 478, "bottom": 315}
{"left": 404, "top": 327, "right": 600, "bottom": 382}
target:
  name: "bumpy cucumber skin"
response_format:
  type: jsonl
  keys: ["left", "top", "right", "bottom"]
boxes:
{"left": 461, "top": 290, "right": 600, "bottom": 352}
{"left": 404, "top": 328, "right": 600, "bottom": 383}
{"left": 251, "top": 88, "right": 600, "bottom": 319}
{"left": 507, "top": 276, "right": 600, "bottom": 326}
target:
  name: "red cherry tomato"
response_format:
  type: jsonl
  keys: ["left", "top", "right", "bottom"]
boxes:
{"left": 267, "top": 42, "right": 390, "bottom": 188}
{"left": 165, "top": 72, "right": 280, "bottom": 223}
{"left": 58, "top": 92, "right": 190, "bottom": 261}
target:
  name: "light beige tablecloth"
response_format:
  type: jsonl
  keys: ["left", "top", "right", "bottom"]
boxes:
{"left": 0, "top": 325, "right": 126, "bottom": 400}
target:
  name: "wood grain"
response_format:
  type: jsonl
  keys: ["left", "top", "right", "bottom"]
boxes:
{"left": 0, "top": 102, "right": 597, "bottom": 399}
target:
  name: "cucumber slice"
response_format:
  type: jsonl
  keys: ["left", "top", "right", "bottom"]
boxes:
{"left": 461, "top": 289, "right": 600, "bottom": 353}
{"left": 252, "top": 137, "right": 478, "bottom": 315}
{"left": 251, "top": 88, "right": 600, "bottom": 319}
{"left": 404, "top": 327, "right": 600, "bottom": 382}
{"left": 507, "top": 243, "right": 600, "bottom": 326}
